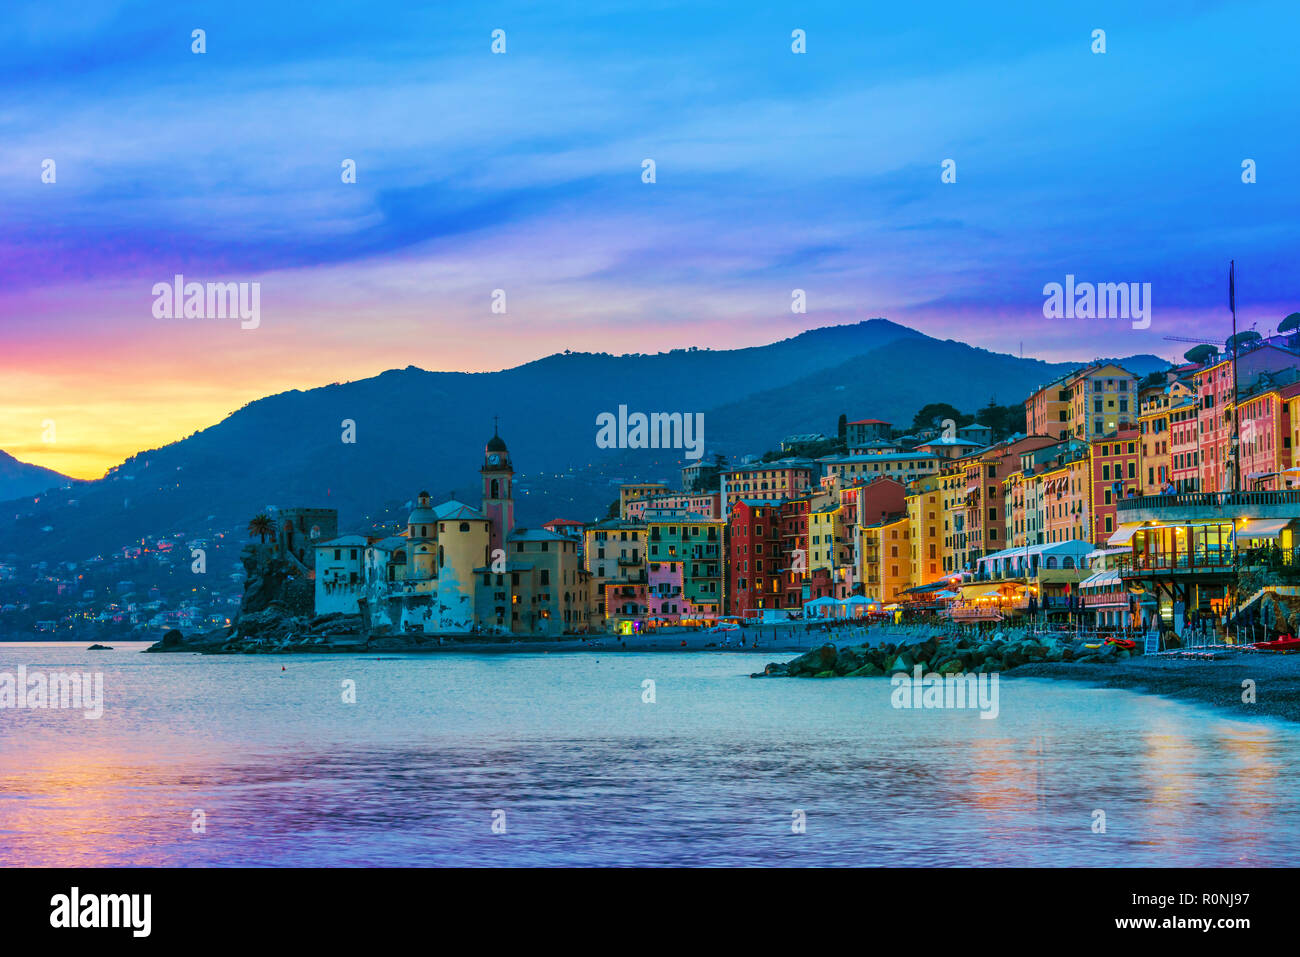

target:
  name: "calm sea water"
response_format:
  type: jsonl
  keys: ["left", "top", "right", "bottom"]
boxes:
{"left": 1, "top": 641, "right": 1296, "bottom": 867}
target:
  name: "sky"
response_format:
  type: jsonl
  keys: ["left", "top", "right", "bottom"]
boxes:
{"left": 2, "top": 0, "right": 1298, "bottom": 479}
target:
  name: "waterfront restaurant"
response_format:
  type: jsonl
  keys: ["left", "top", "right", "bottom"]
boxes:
{"left": 1113, "top": 490, "right": 1300, "bottom": 634}
{"left": 1079, "top": 547, "right": 1140, "bottom": 632}
{"left": 948, "top": 540, "right": 1093, "bottom": 624}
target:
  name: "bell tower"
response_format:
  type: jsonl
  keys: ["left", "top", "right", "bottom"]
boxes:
{"left": 481, "top": 417, "right": 515, "bottom": 554}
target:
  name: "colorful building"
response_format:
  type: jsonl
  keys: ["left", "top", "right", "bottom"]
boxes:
{"left": 618, "top": 482, "right": 672, "bottom": 519}
{"left": 727, "top": 500, "right": 784, "bottom": 615}
{"left": 1194, "top": 342, "right": 1300, "bottom": 492}
{"left": 960, "top": 435, "right": 1060, "bottom": 563}
{"left": 584, "top": 518, "right": 646, "bottom": 627}
{"left": 860, "top": 515, "right": 911, "bottom": 601}
{"left": 1024, "top": 370, "right": 1073, "bottom": 441}
{"left": 624, "top": 490, "right": 722, "bottom": 521}
{"left": 720, "top": 462, "right": 815, "bottom": 516}
{"left": 821, "top": 452, "right": 940, "bottom": 488}
{"left": 644, "top": 510, "right": 726, "bottom": 623}
{"left": 1089, "top": 428, "right": 1139, "bottom": 547}
{"left": 905, "top": 476, "right": 944, "bottom": 587}
{"left": 1039, "top": 446, "right": 1093, "bottom": 545}
{"left": 1068, "top": 362, "right": 1138, "bottom": 440}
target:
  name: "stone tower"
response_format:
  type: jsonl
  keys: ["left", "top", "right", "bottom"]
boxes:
{"left": 480, "top": 419, "right": 515, "bottom": 554}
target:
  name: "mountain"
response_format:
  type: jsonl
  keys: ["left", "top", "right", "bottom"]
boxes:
{"left": 0, "top": 451, "right": 74, "bottom": 501}
{"left": 0, "top": 320, "right": 1173, "bottom": 564}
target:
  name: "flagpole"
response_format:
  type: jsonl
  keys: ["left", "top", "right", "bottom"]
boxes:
{"left": 1230, "top": 260, "right": 1241, "bottom": 494}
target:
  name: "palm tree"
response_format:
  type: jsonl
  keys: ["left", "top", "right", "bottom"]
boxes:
{"left": 248, "top": 514, "right": 276, "bottom": 544}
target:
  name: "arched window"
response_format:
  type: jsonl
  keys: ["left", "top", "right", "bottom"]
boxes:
{"left": 459, "top": 522, "right": 470, "bottom": 532}
{"left": 1045, "top": 556, "right": 1058, "bottom": 569}
{"left": 491, "top": 479, "right": 500, "bottom": 498}
{"left": 1062, "top": 556, "right": 1075, "bottom": 569}
{"left": 438, "top": 546, "right": 444, "bottom": 566}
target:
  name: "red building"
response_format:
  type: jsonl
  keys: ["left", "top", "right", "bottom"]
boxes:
{"left": 840, "top": 477, "right": 906, "bottom": 527}
{"left": 727, "top": 500, "right": 784, "bottom": 615}
{"left": 1089, "top": 428, "right": 1139, "bottom": 547}
{"left": 543, "top": 518, "right": 585, "bottom": 539}
{"left": 778, "top": 497, "right": 811, "bottom": 609}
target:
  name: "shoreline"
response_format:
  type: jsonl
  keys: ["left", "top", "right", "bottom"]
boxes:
{"left": 145, "top": 622, "right": 939, "bottom": 656}
{"left": 1010, "top": 656, "right": 1300, "bottom": 724}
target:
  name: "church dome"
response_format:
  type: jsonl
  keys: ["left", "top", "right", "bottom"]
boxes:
{"left": 487, "top": 434, "right": 507, "bottom": 453}
{"left": 407, "top": 505, "right": 438, "bottom": 525}
{"left": 408, "top": 490, "right": 437, "bottom": 528}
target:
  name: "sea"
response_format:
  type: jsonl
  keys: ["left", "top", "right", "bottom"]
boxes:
{"left": 1, "top": 641, "right": 1296, "bottom": 866}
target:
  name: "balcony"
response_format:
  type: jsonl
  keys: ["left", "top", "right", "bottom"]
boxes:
{"left": 950, "top": 605, "right": 1002, "bottom": 622}
{"left": 1118, "top": 490, "right": 1300, "bottom": 522}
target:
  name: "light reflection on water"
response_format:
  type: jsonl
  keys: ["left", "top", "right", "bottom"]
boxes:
{"left": 1, "top": 642, "right": 1297, "bottom": 866}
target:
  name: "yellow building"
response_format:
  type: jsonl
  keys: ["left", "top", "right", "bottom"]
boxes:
{"left": 1067, "top": 362, "right": 1138, "bottom": 440}
{"left": 618, "top": 482, "right": 671, "bottom": 519}
{"left": 905, "top": 476, "right": 943, "bottom": 587}
{"left": 1136, "top": 377, "right": 1192, "bottom": 493}
{"left": 808, "top": 503, "right": 842, "bottom": 574}
{"left": 583, "top": 518, "right": 646, "bottom": 627}
{"left": 497, "top": 527, "right": 591, "bottom": 636}
{"left": 938, "top": 465, "right": 968, "bottom": 574}
{"left": 1288, "top": 392, "right": 1300, "bottom": 488}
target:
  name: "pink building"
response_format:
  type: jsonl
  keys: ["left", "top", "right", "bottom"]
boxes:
{"left": 625, "top": 491, "right": 722, "bottom": 521}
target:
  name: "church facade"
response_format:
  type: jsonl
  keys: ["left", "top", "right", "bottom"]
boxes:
{"left": 313, "top": 427, "right": 595, "bottom": 637}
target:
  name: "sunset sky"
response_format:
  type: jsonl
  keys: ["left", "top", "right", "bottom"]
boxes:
{"left": 2, "top": 0, "right": 1298, "bottom": 479}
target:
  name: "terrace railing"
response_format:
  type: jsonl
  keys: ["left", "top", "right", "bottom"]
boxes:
{"left": 1118, "top": 490, "right": 1300, "bottom": 513}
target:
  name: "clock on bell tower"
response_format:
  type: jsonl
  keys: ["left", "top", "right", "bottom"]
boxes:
{"left": 481, "top": 417, "right": 515, "bottom": 553}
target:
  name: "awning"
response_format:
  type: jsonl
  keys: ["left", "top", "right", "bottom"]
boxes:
{"left": 1107, "top": 522, "right": 1143, "bottom": 546}
{"left": 1237, "top": 518, "right": 1291, "bottom": 539}
{"left": 1080, "top": 570, "right": 1121, "bottom": 589}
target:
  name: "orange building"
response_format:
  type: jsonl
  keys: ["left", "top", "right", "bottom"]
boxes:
{"left": 960, "top": 435, "right": 1059, "bottom": 561}
{"left": 1039, "top": 447, "right": 1092, "bottom": 544}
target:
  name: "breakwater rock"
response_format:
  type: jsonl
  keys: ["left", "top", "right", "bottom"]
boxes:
{"left": 752, "top": 633, "right": 1133, "bottom": 678}
{"left": 145, "top": 610, "right": 366, "bottom": 654}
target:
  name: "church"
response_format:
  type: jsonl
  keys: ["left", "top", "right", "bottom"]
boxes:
{"left": 313, "top": 425, "right": 594, "bottom": 637}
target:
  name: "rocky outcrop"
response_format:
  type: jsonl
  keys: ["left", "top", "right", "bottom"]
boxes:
{"left": 238, "top": 544, "right": 314, "bottom": 618}
{"left": 147, "top": 608, "right": 367, "bottom": 654}
{"left": 1259, "top": 591, "right": 1300, "bottom": 635}
{"left": 753, "top": 632, "right": 1134, "bottom": 678}
{"left": 148, "top": 545, "right": 354, "bottom": 653}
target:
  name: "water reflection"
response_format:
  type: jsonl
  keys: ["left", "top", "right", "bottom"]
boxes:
{"left": 1, "top": 643, "right": 1299, "bottom": 866}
